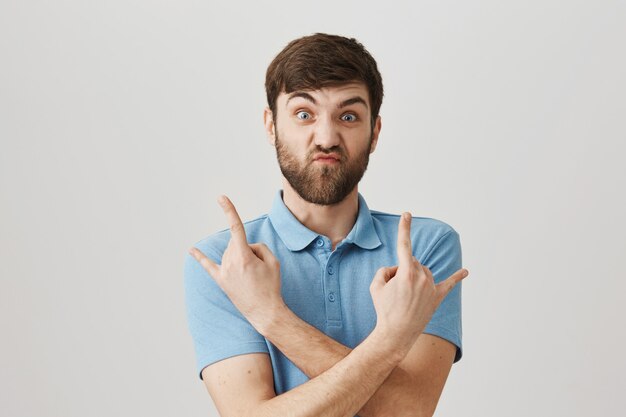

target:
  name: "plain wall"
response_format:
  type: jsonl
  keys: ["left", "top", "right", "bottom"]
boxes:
{"left": 1, "top": 1, "right": 625, "bottom": 416}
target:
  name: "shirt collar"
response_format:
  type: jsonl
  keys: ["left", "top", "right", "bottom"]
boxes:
{"left": 268, "top": 189, "right": 382, "bottom": 252}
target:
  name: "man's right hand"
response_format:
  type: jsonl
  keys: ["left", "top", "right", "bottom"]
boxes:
{"left": 369, "top": 212, "right": 469, "bottom": 359}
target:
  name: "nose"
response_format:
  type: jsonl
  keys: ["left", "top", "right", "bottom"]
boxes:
{"left": 312, "top": 115, "right": 341, "bottom": 150}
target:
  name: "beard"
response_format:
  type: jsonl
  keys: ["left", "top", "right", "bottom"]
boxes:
{"left": 274, "top": 131, "right": 373, "bottom": 206}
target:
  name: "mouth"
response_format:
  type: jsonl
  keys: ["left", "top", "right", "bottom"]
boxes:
{"left": 313, "top": 153, "right": 341, "bottom": 164}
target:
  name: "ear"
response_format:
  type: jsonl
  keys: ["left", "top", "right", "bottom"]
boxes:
{"left": 369, "top": 115, "right": 382, "bottom": 154}
{"left": 263, "top": 107, "right": 276, "bottom": 146}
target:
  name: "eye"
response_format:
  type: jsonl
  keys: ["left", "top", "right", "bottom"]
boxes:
{"left": 341, "top": 113, "right": 357, "bottom": 122}
{"left": 296, "top": 111, "right": 311, "bottom": 120}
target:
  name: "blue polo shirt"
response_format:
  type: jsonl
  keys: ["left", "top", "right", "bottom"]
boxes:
{"left": 184, "top": 189, "right": 463, "bottom": 394}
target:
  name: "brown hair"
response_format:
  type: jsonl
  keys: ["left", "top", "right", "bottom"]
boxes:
{"left": 265, "top": 33, "right": 384, "bottom": 130}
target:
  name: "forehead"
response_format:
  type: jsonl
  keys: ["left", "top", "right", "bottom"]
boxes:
{"left": 279, "top": 82, "right": 370, "bottom": 108}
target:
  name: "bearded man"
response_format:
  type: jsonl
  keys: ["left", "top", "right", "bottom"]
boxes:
{"left": 185, "top": 32, "right": 469, "bottom": 417}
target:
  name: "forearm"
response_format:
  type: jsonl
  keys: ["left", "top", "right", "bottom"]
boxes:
{"left": 262, "top": 304, "right": 350, "bottom": 376}
{"left": 253, "top": 327, "right": 402, "bottom": 417}
{"left": 261, "top": 305, "right": 418, "bottom": 417}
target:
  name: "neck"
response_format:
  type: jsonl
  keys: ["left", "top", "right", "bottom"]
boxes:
{"left": 281, "top": 178, "right": 359, "bottom": 250}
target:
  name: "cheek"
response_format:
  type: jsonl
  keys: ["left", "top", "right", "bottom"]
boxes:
{"left": 276, "top": 134, "right": 307, "bottom": 159}
{"left": 277, "top": 125, "right": 311, "bottom": 148}
{"left": 347, "top": 131, "right": 373, "bottom": 153}
{"left": 281, "top": 122, "right": 310, "bottom": 139}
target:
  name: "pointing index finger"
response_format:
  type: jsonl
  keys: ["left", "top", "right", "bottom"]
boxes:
{"left": 397, "top": 212, "right": 413, "bottom": 266}
{"left": 218, "top": 195, "right": 249, "bottom": 248}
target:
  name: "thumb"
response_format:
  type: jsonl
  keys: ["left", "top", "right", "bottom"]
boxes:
{"left": 370, "top": 265, "right": 398, "bottom": 292}
{"left": 249, "top": 242, "right": 278, "bottom": 264}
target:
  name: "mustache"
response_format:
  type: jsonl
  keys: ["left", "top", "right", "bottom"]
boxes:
{"left": 309, "top": 148, "right": 344, "bottom": 160}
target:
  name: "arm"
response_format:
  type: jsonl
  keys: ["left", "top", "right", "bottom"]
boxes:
{"left": 258, "top": 304, "right": 456, "bottom": 417}
{"left": 203, "top": 326, "right": 406, "bottom": 417}
{"left": 255, "top": 228, "right": 465, "bottom": 417}
{"left": 190, "top": 198, "right": 468, "bottom": 417}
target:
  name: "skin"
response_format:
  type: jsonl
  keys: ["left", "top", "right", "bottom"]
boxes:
{"left": 188, "top": 83, "right": 470, "bottom": 416}
{"left": 267, "top": 82, "right": 381, "bottom": 249}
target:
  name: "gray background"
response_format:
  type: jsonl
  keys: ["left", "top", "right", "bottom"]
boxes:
{"left": 1, "top": 1, "right": 625, "bottom": 416}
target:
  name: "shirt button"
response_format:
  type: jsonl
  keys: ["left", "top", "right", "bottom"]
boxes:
{"left": 316, "top": 239, "right": 324, "bottom": 247}
{"left": 328, "top": 266, "right": 334, "bottom": 275}
{"left": 328, "top": 292, "right": 336, "bottom": 302}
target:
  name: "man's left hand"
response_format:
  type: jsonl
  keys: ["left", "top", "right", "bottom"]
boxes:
{"left": 188, "top": 195, "right": 285, "bottom": 334}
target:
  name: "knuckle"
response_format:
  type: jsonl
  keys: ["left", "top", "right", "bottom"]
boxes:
{"left": 417, "top": 274, "right": 431, "bottom": 288}
{"left": 414, "top": 275, "right": 426, "bottom": 287}
{"left": 240, "top": 254, "right": 253, "bottom": 267}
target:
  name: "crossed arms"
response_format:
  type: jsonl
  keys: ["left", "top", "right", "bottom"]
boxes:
{"left": 188, "top": 196, "right": 468, "bottom": 417}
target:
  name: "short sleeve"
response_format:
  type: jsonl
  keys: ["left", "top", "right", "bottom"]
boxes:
{"left": 184, "top": 248, "right": 269, "bottom": 380}
{"left": 420, "top": 229, "right": 463, "bottom": 363}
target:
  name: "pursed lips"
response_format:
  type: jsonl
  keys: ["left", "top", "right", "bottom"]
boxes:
{"left": 313, "top": 153, "right": 341, "bottom": 162}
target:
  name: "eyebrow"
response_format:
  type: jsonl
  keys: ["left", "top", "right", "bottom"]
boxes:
{"left": 286, "top": 91, "right": 369, "bottom": 110}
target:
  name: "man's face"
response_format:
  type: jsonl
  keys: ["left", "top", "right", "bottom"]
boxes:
{"left": 265, "top": 82, "right": 381, "bottom": 206}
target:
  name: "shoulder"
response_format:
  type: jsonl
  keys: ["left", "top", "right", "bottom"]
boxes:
{"left": 189, "top": 213, "right": 271, "bottom": 260}
{"left": 183, "top": 213, "right": 270, "bottom": 289}
{"left": 183, "top": 213, "right": 273, "bottom": 304}
{"left": 370, "top": 209, "right": 459, "bottom": 243}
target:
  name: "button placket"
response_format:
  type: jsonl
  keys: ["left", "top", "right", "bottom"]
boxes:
{"left": 323, "top": 252, "right": 342, "bottom": 326}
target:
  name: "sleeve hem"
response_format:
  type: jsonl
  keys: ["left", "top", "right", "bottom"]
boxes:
{"left": 422, "top": 324, "right": 463, "bottom": 364}
{"left": 197, "top": 341, "right": 270, "bottom": 380}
